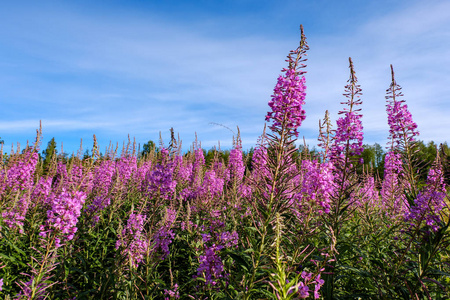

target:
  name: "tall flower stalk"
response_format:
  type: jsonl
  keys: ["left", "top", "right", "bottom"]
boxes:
{"left": 385, "top": 65, "right": 420, "bottom": 197}
{"left": 326, "top": 57, "right": 364, "bottom": 235}
{"left": 244, "top": 25, "right": 310, "bottom": 300}
{"left": 322, "top": 57, "right": 364, "bottom": 300}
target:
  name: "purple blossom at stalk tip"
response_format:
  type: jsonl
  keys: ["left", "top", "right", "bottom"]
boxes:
{"left": 153, "top": 208, "right": 177, "bottom": 260}
{"left": 288, "top": 272, "right": 324, "bottom": 299}
{"left": 54, "top": 162, "right": 93, "bottom": 193}
{"left": 296, "top": 160, "right": 334, "bottom": 214}
{"left": 115, "top": 213, "right": 148, "bottom": 268}
{"left": 192, "top": 148, "right": 205, "bottom": 188}
{"left": 92, "top": 159, "right": 115, "bottom": 197}
{"left": 238, "top": 184, "right": 252, "bottom": 200}
{"left": 227, "top": 137, "right": 245, "bottom": 183}
{"left": 43, "top": 189, "right": 86, "bottom": 248}
{"left": 386, "top": 65, "right": 419, "bottom": 148}
{"left": 147, "top": 164, "right": 177, "bottom": 200}
{"left": 252, "top": 144, "right": 269, "bottom": 181}
{"left": 265, "top": 69, "right": 307, "bottom": 137}
{"left": 176, "top": 160, "right": 193, "bottom": 183}
{"left": 405, "top": 156, "right": 447, "bottom": 231}
{"left": 330, "top": 111, "right": 364, "bottom": 159}
{"left": 31, "top": 176, "right": 53, "bottom": 206}
{"left": 3, "top": 150, "right": 39, "bottom": 192}
{"left": 296, "top": 282, "right": 309, "bottom": 299}
{"left": 1, "top": 195, "right": 29, "bottom": 234}
{"left": 0, "top": 278, "right": 3, "bottom": 291}
{"left": 386, "top": 100, "right": 419, "bottom": 147}
{"left": 115, "top": 156, "right": 137, "bottom": 186}
{"left": 313, "top": 274, "right": 325, "bottom": 299}
{"left": 266, "top": 26, "right": 308, "bottom": 137}
{"left": 200, "top": 170, "right": 224, "bottom": 199}
{"left": 329, "top": 58, "right": 364, "bottom": 164}
{"left": 196, "top": 244, "right": 226, "bottom": 286}
{"left": 217, "top": 231, "right": 239, "bottom": 248}
{"left": 135, "top": 160, "right": 152, "bottom": 191}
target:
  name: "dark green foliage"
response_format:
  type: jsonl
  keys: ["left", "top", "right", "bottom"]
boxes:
{"left": 42, "top": 137, "right": 57, "bottom": 174}
{"left": 141, "top": 140, "right": 157, "bottom": 157}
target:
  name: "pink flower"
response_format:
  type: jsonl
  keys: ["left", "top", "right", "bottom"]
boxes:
{"left": 266, "top": 69, "right": 307, "bottom": 137}
{"left": 45, "top": 189, "right": 86, "bottom": 248}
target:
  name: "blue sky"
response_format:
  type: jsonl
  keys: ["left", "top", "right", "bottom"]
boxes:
{"left": 0, "top": 0, "right": 449, "bottom": 155}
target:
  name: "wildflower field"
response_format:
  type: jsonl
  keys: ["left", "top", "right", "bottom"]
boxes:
{"left": 1, "top": 26, "right": 449, "bottom": 299}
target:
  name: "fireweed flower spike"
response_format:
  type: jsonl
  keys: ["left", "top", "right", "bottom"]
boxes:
{"left": 115, "top": 213, "right": 148, "bottom": 268}
{"left": 405, "top": 153, "right": 447, "bottom": 232}
{"left": 265, "top": 66, "right": 307, "bottom": 138}
{"left": 386, "top": 65, "right": 419, "bottom": 150}
{"left": 329, "top": 57, "right": 364, "bottom": 168}
{"left": 262, "top": 25, "right": 309, "bottom": 211}
{"left": 381, "top": 151, "right": 408, "bottom": 217}
{"left": 227, "top": 131, "right": 245, "bottom": 184}
{"left": 318, "top": 110, "right": 333, "bottom": 160}
{"left": 321, "top": 58, "right": 363, "bottom": 298}
{"left": 385, "top": 65, "right": 420, "bottom": 198}
{"left": 245, "top": 25, "right": 328, "bottom": 300}
{"left": 265, "top": 24, "right": 308, "bottom": 137}
{"left": 44, "top": 189, "right": 87, "bottom": 248}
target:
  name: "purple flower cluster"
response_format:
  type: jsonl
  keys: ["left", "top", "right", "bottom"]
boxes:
{"left": 175, "top": 159, "right": 193, "bottom": 183}
{"left": 54, "top": 163, "right": 92, "bottom": 193}
{"left": 147, "top": 164, "right": 177, "bottom": 200}
{"left": 31, "top": 176, "right": 53, "bottom": 206}
{"left": 196, "top": 244, "right": 226, "bottom": 286}
{"left": 115, "top": 213, "right": 148, "bottom": 268}
{"left": 115, "top": 156, "right": 137, "bottom": 187}
{"left": 217, "top": 230, "right": 239, "bottom": 248}
{"left": 238, "top": 184, "right": 252, "bottom": 200}
{"left": 53, "top": 162, "right": 68, "bottom": 188}
{"left": 200, "top": 170, "right": 224, "bottom": 199}
{"left": 385, "top": 66, "right": 419, "bottom": 148}
{"left": 405, "top": 160, "right": 447, "bottom": 231}
{"left": 85, "top": 196, "right": 111, "bottom": 225}
{"left": 290, "top": 272, "right": 324, "bottom": 299}
{"left": 329, "top": 58, "right": 364, "bottom": 166}
{"left": 330, "top": 111, "right": 364, "bottom": 161}
{"left": 195, "top": 222, "right": 238, "bottom": 287}
{"left": 252, "top": 145, "right": 270, "bottom": 181}
{"left": 381, "top": 152, "right": 407, "bottom": 216}
{"left": 351, "top": 176, "right": 379, "bottom": 207}
{"left": 153, "top": 208, "right": 177, "bottom": 260}
{"left": 386, "top": 98, "right": 419, "bottom": 148}
{"left": 3, "top": 151, "right": 38, "bottom": 192}
{"left": 1, "top": 195, "right": 29, "bottom": 234}
{"left": 92, "top": 160, "right": 115, "bottom": 197}
{"left": 164, "top": 283, "right": 180, "bottom": 299}
{"left": 227, "top": 141, "right": 245, "bottom": 183}
{"left": 192, "top": 148, "right": 205, "bottom": 188}
{"left": 296, "top": 160, "right": 334, "bottom": 214}
{"left": 69, "top": 164, "right": 93, "bottom": 194}
{"left": 266, "top": 69, "right": 307, "bottom": 137}
{"left": 135, "top": 161, "right": 152, "bottom": 191}
{"left": 44, "top": 189, "right": 87, "bottom": 248}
